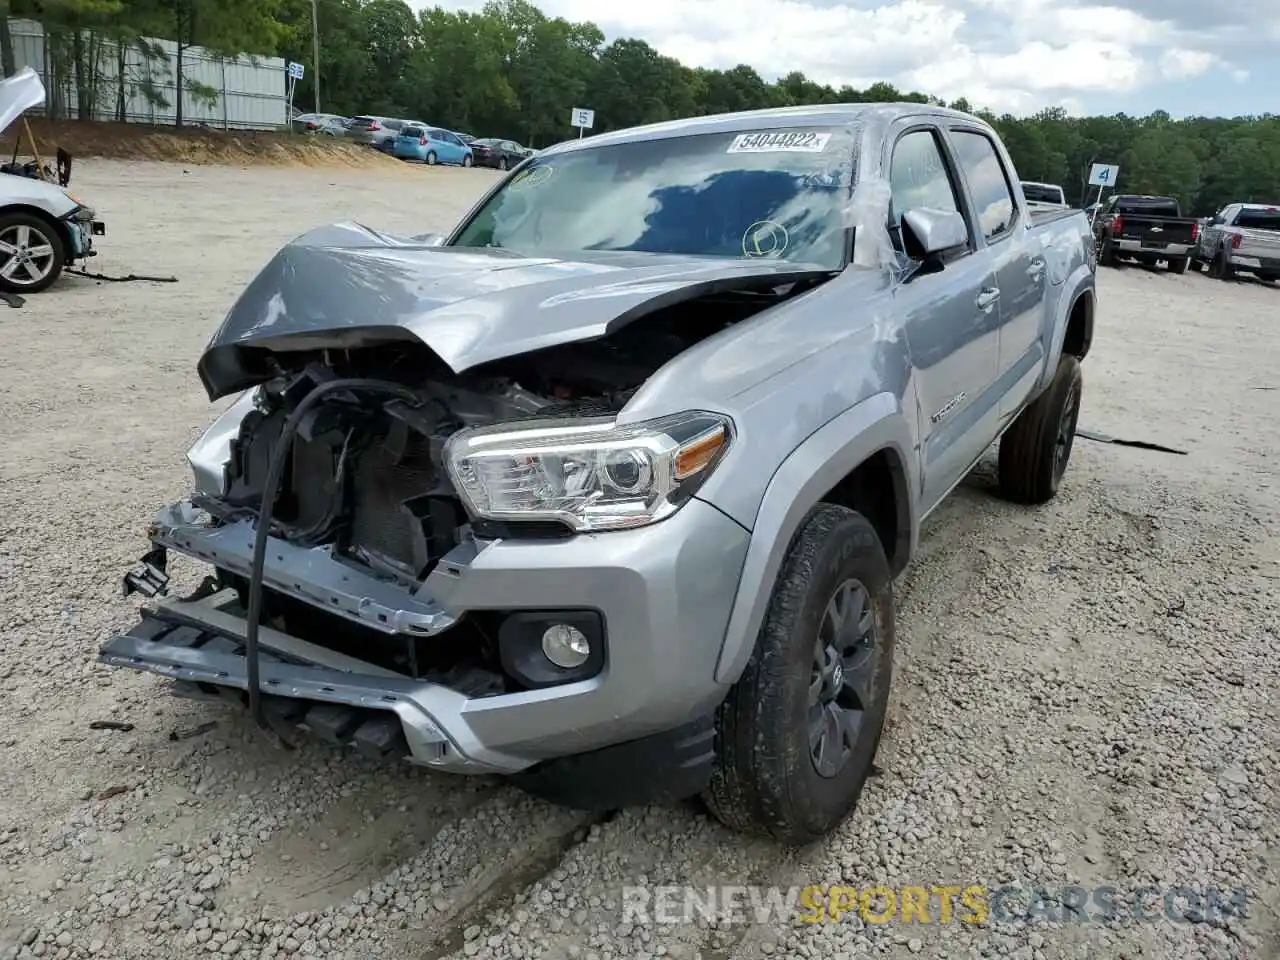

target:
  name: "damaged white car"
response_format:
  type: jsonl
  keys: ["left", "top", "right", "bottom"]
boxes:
{"left": 0, "top": 67, "right": 105, "bottom": 292}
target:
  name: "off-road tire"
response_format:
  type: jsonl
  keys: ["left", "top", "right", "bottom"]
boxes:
{"left": 1169, "top": 257, "right": 1189, "bottom": 274}
{"left": 0, "top": 211, "right": 67, "bottom": 293}
{"left": 703, "top": 504, "right": 895, "bottom": 845}
{"left": 997, "top": 354, "right": 1083, "bottom": 505}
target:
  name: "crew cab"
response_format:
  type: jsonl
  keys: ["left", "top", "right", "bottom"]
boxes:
{"left": 1093, "top": 194, "right": 1200, "bottom": 273}
{"left": 1193, "top": 202, "right": 1280, "bottom": 282}
{"left": 100, "top": 103, "right": 1096, "bottom": 844}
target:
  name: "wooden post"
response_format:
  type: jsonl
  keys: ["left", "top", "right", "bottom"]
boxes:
{"left": 21, "top": 116, "right": 48, "bottom": 180}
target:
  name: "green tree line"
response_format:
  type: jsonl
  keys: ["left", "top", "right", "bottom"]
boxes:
{"left": 10, "top": 0, "right": 1280, "bottom": 213}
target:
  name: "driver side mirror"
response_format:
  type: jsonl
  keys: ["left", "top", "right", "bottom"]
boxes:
{"left": 901, "top": 208, "right": 968, "bottom": 261}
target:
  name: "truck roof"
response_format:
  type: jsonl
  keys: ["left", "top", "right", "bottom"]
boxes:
{"left": 541, "top": 102, "right": 988, "bottom": 156}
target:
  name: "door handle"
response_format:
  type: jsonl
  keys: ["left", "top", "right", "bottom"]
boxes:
{"left": 1028, "top": 258, "right": 1046, "bottom": 280}
{"left": 976, "top": 288, "right": 1000, "bottom": 311}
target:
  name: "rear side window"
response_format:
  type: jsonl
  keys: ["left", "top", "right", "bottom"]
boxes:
{"left": 889, "top": 129, "right": 961, "bottom": 221}
{"left": 950, "top": 130, "right": 1016, "bottom": 241}
{"left": 402, "top": 127, "right": 424, "bottom": 138}
{"left": 349, "top": 116, "right": 375, "bottom": 127}
{"left": 427, "top": 128, "right": 445, "bottom": 139}
{"left": 1115, "top": 197, "right": 1179, "bottom": 217}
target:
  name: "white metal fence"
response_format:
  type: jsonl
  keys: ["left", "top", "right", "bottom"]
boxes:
{"left": 7, "top": 18, "right": 288, "bottom": 130}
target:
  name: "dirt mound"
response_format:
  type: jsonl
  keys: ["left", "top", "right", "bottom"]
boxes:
{"left": 0, "top": 118, "right": 409, "bottom": 170}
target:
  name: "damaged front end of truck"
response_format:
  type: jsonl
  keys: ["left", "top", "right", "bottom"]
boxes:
{"left": 101, "top": 221, "right": 835, "bottom": 778}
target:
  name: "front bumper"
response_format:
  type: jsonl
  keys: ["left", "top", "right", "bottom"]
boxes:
{"left": 102, "top": 497, "right": 750, "bottom": 773}
{"left": 63, "top": 211, "right": 104, "bottom": 261}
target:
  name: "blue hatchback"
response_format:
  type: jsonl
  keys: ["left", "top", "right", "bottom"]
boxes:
{"left": 392, "top": 126, "right": 474, "bottom": 166}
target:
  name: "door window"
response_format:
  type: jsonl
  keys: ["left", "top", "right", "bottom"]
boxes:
{"left": 890, "top": 129, "right": 961, "bottom": 221}
{"left": 950, "top": 130, "right": 1017, "bottom": 241}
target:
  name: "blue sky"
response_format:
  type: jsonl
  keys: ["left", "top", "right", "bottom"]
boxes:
{"left": 411, "top": 0, "right": 1278, "bottom": 118}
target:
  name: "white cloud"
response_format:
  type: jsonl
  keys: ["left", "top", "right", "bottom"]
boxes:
{"left": 1158, "top": 48, "right": 1217, "bottom": 80}
{"left": 412, "top": 0, "right": 1255, "bottom": 116}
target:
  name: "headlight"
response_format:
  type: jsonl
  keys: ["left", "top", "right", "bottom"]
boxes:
{"left": 445, "top": 411, "right": 732, "bottom": 531}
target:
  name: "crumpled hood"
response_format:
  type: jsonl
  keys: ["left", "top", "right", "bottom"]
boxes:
{"left": 197, "top": 221, "right": 835, "bottom": 400}
{"left": 0, "top": 67, "right": 46, "bottom": 138}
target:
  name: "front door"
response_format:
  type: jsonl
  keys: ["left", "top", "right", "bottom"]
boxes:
{"left": 886, "top": 125, "right": 1003, "bottom": 510}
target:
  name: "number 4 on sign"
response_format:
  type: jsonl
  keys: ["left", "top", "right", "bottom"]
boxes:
{"left": 1088, "top": 163, "right": 1118, "bottom": 186}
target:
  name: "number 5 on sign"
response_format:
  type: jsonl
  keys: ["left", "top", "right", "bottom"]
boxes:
{"left": 1088, "top": 163, "right": 1119, "bottom": 186}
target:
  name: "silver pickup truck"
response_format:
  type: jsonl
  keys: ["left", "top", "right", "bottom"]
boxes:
{"left": 102, "top": 103, "right": 1097, "bottom": 843}
{"left": 1193, "top": 202, "right": 1280, "bottom": 282}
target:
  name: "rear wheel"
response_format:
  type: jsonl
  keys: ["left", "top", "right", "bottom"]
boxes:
{"left": 1098, "top": 238, "right": 1118, "bottom": 267}
{"left": 704, "top": 503, "right": 895, "bottom": 844}
{"left": 499, "top": 157, "right": 509, "bottom": 171}
{"left": 1209, "top": 249, "right": 1235, "bottom": 280}
{"left": 1169, "top": 257, "right": 1189, "bottom": 274}
{"left": 0, "top": 211, "right": 67, "bottom": 293}
{"left": 425, "top": 151, "right": 437, "bottom": 165}
{"left": 997, "top": 354, "right": 1082, "bottom": 505}
{"left": 462, "top": 154, "right": 473, "bottom": 167}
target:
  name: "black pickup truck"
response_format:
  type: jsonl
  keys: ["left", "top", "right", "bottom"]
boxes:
{"left": 1092, "top": 194, "right": 1201, "bottom": 273}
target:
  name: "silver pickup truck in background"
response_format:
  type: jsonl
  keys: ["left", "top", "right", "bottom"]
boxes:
{"left": 101, "top": 103, "right": 1097, "bottom": 844}
{"left": 1021, "top": 181, "right": 1068, "bottom": 213}
{"left": 1192, "top": 202, "right": 1280, "bottom": 282}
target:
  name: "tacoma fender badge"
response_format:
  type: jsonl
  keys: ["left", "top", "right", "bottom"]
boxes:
{"left": 931, "top": 393, "right": 966, "bottom": 424}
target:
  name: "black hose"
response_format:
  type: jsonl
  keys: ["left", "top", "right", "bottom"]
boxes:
{"left": 244, "top": 377, "right": 419, "bottom": 729}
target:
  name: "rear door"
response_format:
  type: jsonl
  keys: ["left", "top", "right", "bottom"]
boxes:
{"left": 945, "top": 126, "right": 1047, "bottom": 420}
{"left": 885, "top": 122, "right": 1003, "bottom": 509}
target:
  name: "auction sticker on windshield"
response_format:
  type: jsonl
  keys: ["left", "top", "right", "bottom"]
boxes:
{"left": 727, "top": 131, "right": 832, "bottom": 153}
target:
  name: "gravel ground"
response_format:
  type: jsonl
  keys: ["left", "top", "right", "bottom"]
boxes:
{"left": 1, "top": 160, "right": 1277, "bottom": 960}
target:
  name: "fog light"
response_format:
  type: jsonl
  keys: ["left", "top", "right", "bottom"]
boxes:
{"left": 497, "top": 610, "right": 605, "bottom": 689}
{"left": 541, "top": 623, "right": 590, "bottom": 669}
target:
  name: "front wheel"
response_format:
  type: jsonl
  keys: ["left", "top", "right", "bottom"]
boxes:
{"left": 704, "top": 503, "right": 895, "bottom": 845}
{"left": 0, "top": 212, "right": 66, "bottom": 293}
{"left": 997, "top": 354, "right": 1082, "bottom": 505}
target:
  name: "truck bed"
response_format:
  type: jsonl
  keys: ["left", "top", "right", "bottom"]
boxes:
{"left": 1030, "top": 207, "right": 1078, "bottom": 227}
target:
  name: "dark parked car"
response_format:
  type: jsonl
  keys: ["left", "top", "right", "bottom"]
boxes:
{"left": 469, "top": 138, "right": 531, "bottom": 170}
{"left": 1092, "top": 194, "right": 1200, "bottom": 272}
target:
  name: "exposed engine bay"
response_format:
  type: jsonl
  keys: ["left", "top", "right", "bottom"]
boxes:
{"left": 195, "top": 286, "right": 800, "bottom": 589}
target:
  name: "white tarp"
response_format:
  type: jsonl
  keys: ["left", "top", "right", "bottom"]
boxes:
{"left": 0, "top": 67, "right": 46, "bottom": 137}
